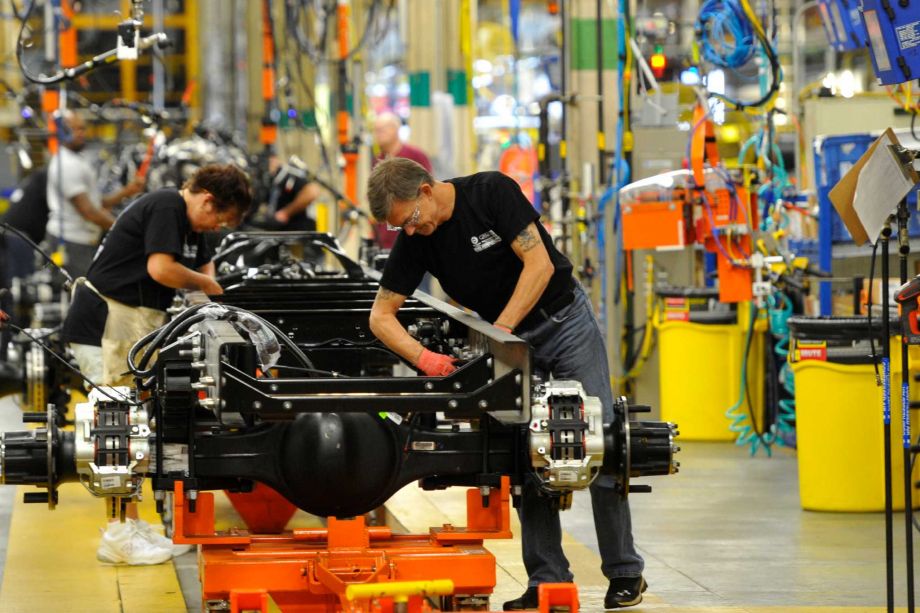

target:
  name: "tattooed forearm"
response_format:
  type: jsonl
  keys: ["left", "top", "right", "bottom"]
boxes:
{"left": 516, "top": 226, "right": 540, "bottom": 252}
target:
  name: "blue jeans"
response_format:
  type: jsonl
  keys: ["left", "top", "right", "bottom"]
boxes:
{"left": 516, "top": 284, "right": 644, "bottom": 585}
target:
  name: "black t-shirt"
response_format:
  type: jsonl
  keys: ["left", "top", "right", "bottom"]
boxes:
{"left": 270, "top": 170, "right": 315, "bottom": 232}
{"left": 0, "top": 168, "right": 48, "bottom": 244}
{"left": 63, "top": 189, "right": 212, "bottom": 346}
{"left": 89, "top": 189, "right": 212, "bottom": 308}
{"left": 380, "top": 172, "right": 573, "bottom": 324}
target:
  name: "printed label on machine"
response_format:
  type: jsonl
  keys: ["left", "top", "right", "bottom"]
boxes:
{"left": 796, "top": 341, "right": 828, "bottom": 362}
{"left": 99, "top": 476, "right": 121, "bottom": 490}
{"left": 897, "top": 21, "right": 920, "bottom": 51}
{"left": 663, "top": 297, "right": 690, "bottom": 321}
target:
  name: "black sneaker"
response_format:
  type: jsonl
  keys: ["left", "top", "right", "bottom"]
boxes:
{"left": 503, "top": 586, "right": 539, "bottom": 610}
{"left": 604, "top": 576, "right": 647, "bottom": 609}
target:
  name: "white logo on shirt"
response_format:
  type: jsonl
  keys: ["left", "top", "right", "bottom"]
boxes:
{"left": 183, "top": 243, "right": 198, "bottom": 260}
{"left": 471, "top": 230, "right": 502, "bottom": 253}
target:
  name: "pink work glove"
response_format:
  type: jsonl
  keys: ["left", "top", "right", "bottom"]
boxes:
{"left": 417, "top": 349, "right": 458, "bottom": 377}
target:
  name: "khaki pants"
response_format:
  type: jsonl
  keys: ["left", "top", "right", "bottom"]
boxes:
{"left": 76, "top": 279, "right": 167, "bottom": 387}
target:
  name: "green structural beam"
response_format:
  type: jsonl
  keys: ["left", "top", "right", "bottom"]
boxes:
{"left": 301, "top": 109, "right": 317, "bottom": 129}
{"left": 409, "top": 71, "right": 432, "bottom": 107}
{"left": 571, "top": 18, "right": 618, "bottom": 71}
{"left": 446, "top": 69, "right": 468, "bottom": 106}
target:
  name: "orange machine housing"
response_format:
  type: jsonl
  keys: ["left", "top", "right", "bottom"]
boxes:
{"left": 619, "top": 172, "right": 757, "bottom": 303}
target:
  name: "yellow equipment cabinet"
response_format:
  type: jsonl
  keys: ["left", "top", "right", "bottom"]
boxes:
{"left": 790, "top": 316, "right": 920, "bottom": 512}
{"left": 657, "top": 288, "right": 764, "bottom": 441}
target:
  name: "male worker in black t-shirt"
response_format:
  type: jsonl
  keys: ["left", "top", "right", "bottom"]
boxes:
{"left": 366, "top": 157, "right": 646, "bottom": 610}
{"left": 62, "top": 163, "right": 251, "bottom": 566}
{"left": 265, "top": 154, "right": 321, "bottom": 231}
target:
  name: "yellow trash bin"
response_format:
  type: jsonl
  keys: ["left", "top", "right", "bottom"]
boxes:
{"left": 790, "top": 316, "right": 920, "bottom": 512}
{"left": 657, "top": 288, "right": 763, "bottom": 441}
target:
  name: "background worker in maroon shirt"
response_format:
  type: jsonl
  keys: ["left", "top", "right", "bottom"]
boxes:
{"left": 371, "top": 112, "right": 433, "bottom": 249}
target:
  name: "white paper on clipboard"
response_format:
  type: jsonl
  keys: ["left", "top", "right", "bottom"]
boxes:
{"left": 853, "top": 131, "right": 917, "bottom": 241}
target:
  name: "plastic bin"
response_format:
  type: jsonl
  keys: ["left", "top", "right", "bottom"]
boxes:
{"left": 788, "top": 238, "right": 819, "bottom": 263}
{"left": 814, "top": 133, "right": 920, "bottom": 314}
{"left": 657, "top": 288, "right": 763, "bottom": 441}
{"left": 814, "top": 134, "right": 920, "bottom": 243}
{"left": 789, "top": 316, "right": 920, "bottom": 511}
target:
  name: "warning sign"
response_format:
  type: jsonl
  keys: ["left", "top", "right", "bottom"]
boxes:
{"left": 796, "top": 341, "right": 828, "bottom": 362}
{"left": 663, "top": 297, "right": 690, "bottom": 322}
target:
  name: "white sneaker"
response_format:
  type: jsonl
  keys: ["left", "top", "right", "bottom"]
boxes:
{"left": 132, "top": 519, "right": 194, "bottom": 557}
{"left": 96, "top": 521, "right": 173, "bottom": 565}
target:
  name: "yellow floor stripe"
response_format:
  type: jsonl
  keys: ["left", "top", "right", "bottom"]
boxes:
{"left": 0, "top": 481, "right": 185, "bottom": 613}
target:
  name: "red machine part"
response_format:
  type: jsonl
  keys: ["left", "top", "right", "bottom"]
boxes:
{"left": 224, "top": 482, "right": 298, "bottom": 534}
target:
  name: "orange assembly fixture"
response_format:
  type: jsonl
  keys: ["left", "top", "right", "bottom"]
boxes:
{"left": 170, "top": 478, "right": 577, "bottom": 612}
{"left": 619, "top": 104, "right": 756, "bottom": 303}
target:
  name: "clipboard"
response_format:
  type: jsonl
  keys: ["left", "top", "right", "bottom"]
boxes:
{"left": 829, "top": 128, "right": 920, "bottom": 245}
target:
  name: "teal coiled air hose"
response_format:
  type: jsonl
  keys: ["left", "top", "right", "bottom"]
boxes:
{"left": 725, "top": 292, "right": 796, "bottom": 456}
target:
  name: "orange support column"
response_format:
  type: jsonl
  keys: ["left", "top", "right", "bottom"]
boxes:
{"left": 42, "top": 90, "right": 60, "bottom": 154}
{"left": 337, "top": 0, "right": 359, "bottom": 207}
{"left": 259, "top": 0, "right": 277, "bottom": 146}
{"left": 44, "top": 0, "right": 77, "bottom": 154}
{"left": 59, "top": 0, "right": 76, "bottom": 68}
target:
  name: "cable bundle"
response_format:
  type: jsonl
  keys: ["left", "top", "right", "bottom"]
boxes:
{"left": 694, "top": 0, "right": 781, "bottom": 112}
{"left": 696, "top": 0, "right": 756, "bottom": 70}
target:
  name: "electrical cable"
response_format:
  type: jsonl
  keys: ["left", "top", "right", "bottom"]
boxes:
{"left": 5, "top": 322, "right": 141, "bottom": 406}
{"left": 287, "top": 0, "right": 390, "bottom": 65}
{"left": 622, "top": 256, "right": 659, "bottom": 381}
{"left": 128, "top": 302, "right": 315, "bottom": 380}
{"left": 696, "top": 0, "right": 756, "bottom": 69}
{"left": 7, "top": 0, "right": 23, "bottom": 20}
{"left": 17, "top": 1, "right": 168, "bottom": 86}
{"left": 694, "top": 0, "right": 781, "bottom": 113}
{"left": 0, "top": 222, "right": 74, "bottom": 289}
{"left": 700, "top": 190, "right": 750, "bottom": 268}
{"left": 869, "top": 239, "right": 881, "bottom": 384}
{"left": 13, "top": 0, "right": 39, "bottom": 83}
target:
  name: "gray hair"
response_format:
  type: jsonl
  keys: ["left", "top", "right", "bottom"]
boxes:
{"left": 367, "top": 157, "right": 434, "bottom": 221}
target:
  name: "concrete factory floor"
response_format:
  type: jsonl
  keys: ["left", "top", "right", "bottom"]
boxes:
{"left": 0, "top": 395, "right": 917, "bottom": 612}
